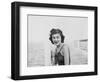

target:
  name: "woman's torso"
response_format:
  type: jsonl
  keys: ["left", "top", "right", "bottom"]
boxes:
{"left": 54, "top": 44, "right": 65, "bottom": 65}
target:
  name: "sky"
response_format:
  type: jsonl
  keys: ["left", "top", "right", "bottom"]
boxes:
{"left": 28, "top": 15, "right": 88, "bottom": 44}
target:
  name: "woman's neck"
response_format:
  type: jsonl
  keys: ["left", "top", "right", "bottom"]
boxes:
{"left": 56, "top": 43, "right": 64, "bottom": 53}
{"left": 57, "top": 43, "right": 62, "bottom": 48}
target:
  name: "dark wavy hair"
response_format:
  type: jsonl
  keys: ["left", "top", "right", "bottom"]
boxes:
{"left": 49, "top": 28, "right": 65, "bottom": 44}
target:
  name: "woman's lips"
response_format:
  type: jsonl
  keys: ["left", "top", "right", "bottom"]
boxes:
{"left": 54, "top": 41, "right": 59, "bottom": 44}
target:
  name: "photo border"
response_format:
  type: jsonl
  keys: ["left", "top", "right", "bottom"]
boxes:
{"left": 11, "top": 1, "right": 98, "bottom": 80}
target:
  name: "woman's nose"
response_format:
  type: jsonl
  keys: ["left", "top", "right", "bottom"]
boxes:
{"left": 54, "top": 38, "right": 58, "bottom": 41}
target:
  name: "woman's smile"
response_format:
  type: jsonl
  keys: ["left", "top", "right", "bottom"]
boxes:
{"left": 54, "top": 41, "right": 59, "bottom": 45}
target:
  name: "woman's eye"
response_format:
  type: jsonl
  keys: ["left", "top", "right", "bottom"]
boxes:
{"left": 57, "top": 36, "right": 59, "bottom": 39}
{"left": 52, "top": 37, "right": 55, "bottom": 39}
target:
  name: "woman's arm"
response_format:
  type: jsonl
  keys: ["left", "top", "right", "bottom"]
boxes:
{"left": 51, "top": 50, "right": 55, "bottom": 65}
{"left": 63, "top": 45, "right": 70, "bottom": 65}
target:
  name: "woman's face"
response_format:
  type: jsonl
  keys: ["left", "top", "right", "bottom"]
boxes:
{"left": 52, "top": 33, "right": 61, "bottom": 46}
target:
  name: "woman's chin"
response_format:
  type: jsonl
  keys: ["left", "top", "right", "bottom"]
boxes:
{"left": 54, "top": 44, "right": 58, "bottom": 46}
{"left": 54, "top": 43, "right": 60, "bottom": 46}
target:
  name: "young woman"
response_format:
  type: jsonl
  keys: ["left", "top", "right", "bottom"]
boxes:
{"left": 49, "top": 28, "right": 70, "bottom": 65}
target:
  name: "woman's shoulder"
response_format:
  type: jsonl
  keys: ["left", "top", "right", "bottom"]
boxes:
{"left": 62, "top": 43, "right": 70, "bottom": 49}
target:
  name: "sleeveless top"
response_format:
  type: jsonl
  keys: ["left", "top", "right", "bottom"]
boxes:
{"left": 54, "top": 45, "right": 65, "bottom": 65}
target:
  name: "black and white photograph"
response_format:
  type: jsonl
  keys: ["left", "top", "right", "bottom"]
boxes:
{"left": 27, "top": 15, "right": 88, "bottom": 67}
{"left": 11, "top": 1, "right": 97, "bottom": 80}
